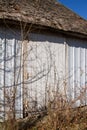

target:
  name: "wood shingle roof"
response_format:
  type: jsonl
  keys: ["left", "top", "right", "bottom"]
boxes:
{"left": 0, "top": 0, "right": 87, "bottom": 37}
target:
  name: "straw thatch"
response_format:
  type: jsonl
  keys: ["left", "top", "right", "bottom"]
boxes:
{"left": 0, "top": 0, "right": 87, "bottom": 36}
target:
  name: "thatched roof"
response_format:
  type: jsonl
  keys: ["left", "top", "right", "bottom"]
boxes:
{"left": 0, "top": 0, "right": 87, "bottom": 37}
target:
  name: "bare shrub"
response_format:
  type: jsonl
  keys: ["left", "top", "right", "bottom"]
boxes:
{"left": 29, "top": 92, "right": 87, "bottom": 130}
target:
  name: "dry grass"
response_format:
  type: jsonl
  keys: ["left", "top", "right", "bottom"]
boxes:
{"left": 0, "top": 95, "right": 87, "bottom": 130}
{"left": 28, "top": 96, "right": 87, "bottom": 130}
{"left": 0, "top": 107, "right": 87, "bottom": 130}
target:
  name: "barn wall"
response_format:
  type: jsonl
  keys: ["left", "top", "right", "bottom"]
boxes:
{"left": 23, "top": 33, "right": 66, "bottom": 109}
{"left": 67, "top": 38, "right": 87, "bottom": 106}
{"left": 24, "top": 33, "right": 87, "bottom": 109}
{"left": 0, "top": 27, "right": 87, "bottom": 120}
{"left": 0, "top": 28, "right": 23, "bottom": 121}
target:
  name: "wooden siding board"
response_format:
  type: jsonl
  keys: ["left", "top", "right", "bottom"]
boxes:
{"left": 67, "top": 38, "right": 87, "bottom": 106}
{"left": 0, "top": 37, "right": 5, "bottom": 121}
{"left": 85, "top": 49, "right": 87, "bottom": 105}
{"left": 0, "top": 28, "right": 23, "bottom": 121}
{"left": 26, "top": 33, "right": 65, "bottom": 108}
{"left": 0, "top": 28, "right": 87, "bottom": 120}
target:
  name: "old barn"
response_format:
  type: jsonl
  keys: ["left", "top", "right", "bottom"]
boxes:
{"left": 0, "top": 0, "right": 87, "bottom": 120}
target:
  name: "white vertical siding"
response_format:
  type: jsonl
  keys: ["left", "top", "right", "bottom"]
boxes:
{"left": 0, "top": 28, "right": 23, "bottom": 121}
{"left": 67, "top": 39, "right": 87, "bottom": 106}
{"left": 15, "top": 40, "right": 23, "bottom": 119}
{"left": 25, "top": 33, "right": 66, "bottom": 108}
{"left": 0, "top": 36, "right": 5, "bottom": 121}
{"left": 68, "top": 46, "right": 74, "bottom": 100}
{"left": 85, "top": 50, "right": 87, "bottom": 104}
{"left": 0, "top": 28, "right": 87, "bottom": 120}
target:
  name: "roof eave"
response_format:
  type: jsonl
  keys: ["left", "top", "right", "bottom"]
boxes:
{"left": 0, "top": 18, "right": 87, "bottom": 40}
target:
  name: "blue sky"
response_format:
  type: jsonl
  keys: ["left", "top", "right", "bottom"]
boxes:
{"left": 58, "top": 0, "right": 87, "bottom": 20}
